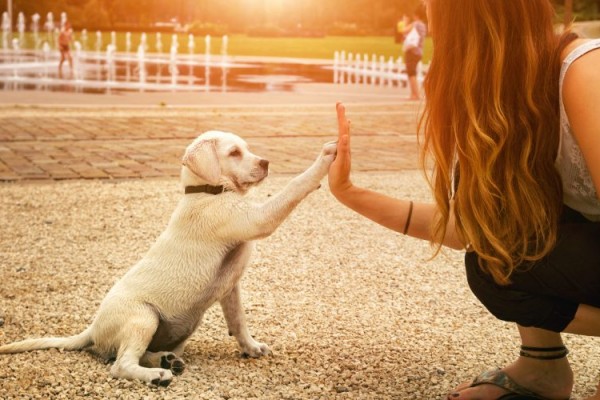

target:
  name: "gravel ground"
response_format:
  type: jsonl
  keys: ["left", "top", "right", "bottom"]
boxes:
{"left": 1, "top": 171, "right": 599, "bottom": 399}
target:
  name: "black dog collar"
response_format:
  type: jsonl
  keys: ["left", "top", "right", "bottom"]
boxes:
{"left": 184, "top": 185, "right": 227, "bottom": 195}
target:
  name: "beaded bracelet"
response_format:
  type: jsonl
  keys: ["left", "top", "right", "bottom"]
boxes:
{"left": 403, "top": 201, "right": 414, "bottom": 235}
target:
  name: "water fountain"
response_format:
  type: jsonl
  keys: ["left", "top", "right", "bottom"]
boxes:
{"left": 339, "top": 51, "right": 346, "bottom": 84}
{"left": 169, "top": 34, "right": 179, "bottom": 86}
{"left": 95, "top": 30, "right": 102, "bottom": 80}
{"left": 95, "top": 31, "right": 102, "bottom": 52}
{"left": 45, "top": 12, "right": 54, "bottom": 48}
{"left": 32, "top": 14, "right": 40, "bottom": 50}
{"left": 204, "top": 35, "right": 211, "bottom": 90}
{"left": 332, "top": 45, "right": 428, "bottom": 89}
{"left": 141, "top": 32, "right": 148, "bottom": 52}
{"left": 42, "top": 41, "right": 50, "bottom": 81}
{"left": 11, "top": 38, "right": 19, "bottom": 81}
{"left": 0, "top": 14, "right": 333, "bottom": 95}
{"left": 17, "top": 12, "right": 25, "bottom": 48}
{"left": 125, "top": 32, "right": 132, "bottom": 81}
{"left": 137, "top": 42, "right": 146, "bottom": 89}
{"left": 188, "top": 34, "right": 194, "bottom": 84}
{"left": 379, "top": 56, "right": 388, "bottom": 86}
{"left": 109, "top": 30, "right": 117, "bottom": 86}
{"left": 370, "top": 54, "right": 377, "bottom": 84}
{"left": 106, "top": 43, "right": 116, "bottom": 84}
{"left": 347, "top": 52, "right": 354, "bottom": 84}
{"left": 153, "top": 32, "right": 161, "bottom": 83}
{"left": 73, "top": 41, "right": 82, "bottom": 82}
{"left": 363, "top": 53, "right": 369, "bottom": 83}
{"left": 387, "top": 56, "right": 395, "bottom": 87}
{"left": 333, "top": 51, "right": 339, "bottom": 83}
{"left": 2, "top": 12, "right": 10, "bottom": 51}
{"left": 81, "top": 29, "right": 88, "bottom": 51}
{"left": 221, "top": 35, "right": 228, "bottom": 63}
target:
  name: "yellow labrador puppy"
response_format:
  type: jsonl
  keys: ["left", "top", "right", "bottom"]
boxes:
{"left": 0, "top": 130, "right": 337, "bottom": 387}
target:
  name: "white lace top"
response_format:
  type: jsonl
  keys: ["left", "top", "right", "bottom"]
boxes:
{"left": 556, "top": 39, "right": 600, "bottom": 221}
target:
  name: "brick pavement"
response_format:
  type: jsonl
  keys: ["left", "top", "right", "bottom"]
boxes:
{"left": 0, "top": 103, "right": 423, "bottom": 182}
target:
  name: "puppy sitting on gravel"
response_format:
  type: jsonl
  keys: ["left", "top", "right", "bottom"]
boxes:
{"left": 0, "top": 130, "right": 336, "bottom": 387}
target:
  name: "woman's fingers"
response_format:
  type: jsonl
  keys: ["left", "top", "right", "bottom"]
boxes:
{"left": 329, "top": 103, "right": 352, "bottom": 194}
{"left": 336, "top": 102, "right": 351, "bottom": 158}
{"left": 336, "top": 102, "right": 350, "bottom": 142}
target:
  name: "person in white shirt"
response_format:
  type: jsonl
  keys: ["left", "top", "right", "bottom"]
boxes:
{"left": 401, "top": 5, "right": 427, "bottom": 100}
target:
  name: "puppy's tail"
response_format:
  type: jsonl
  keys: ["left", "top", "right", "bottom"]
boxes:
{"left": 0, "top": 327, "right": 93, "bottom": 354}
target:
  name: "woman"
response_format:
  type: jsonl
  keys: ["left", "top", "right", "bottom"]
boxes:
{"left": 328, "top": 0, "right": 600, "bottom": 398}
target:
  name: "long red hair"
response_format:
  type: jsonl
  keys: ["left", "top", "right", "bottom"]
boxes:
{"left": 420, "top": 0, "right": 574, "bottom": 285}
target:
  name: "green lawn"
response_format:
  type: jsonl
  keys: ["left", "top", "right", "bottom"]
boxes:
{"left": 21, "top": 31, "right": 433, "bottom": 63}
{"left": 226, "top": 35, "right": 433, "bottom": 63}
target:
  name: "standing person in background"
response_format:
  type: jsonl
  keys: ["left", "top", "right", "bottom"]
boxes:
{"left": 328, "top": 0, "right": 600, "bottom": 398}
{"left": 402, "top": 5, "right": 426, "bottom": 100}
{"left": 58, "top": 21, "right": 73, "bottom": 78}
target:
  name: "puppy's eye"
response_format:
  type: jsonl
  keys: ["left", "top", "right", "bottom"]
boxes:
{"left": 229, "top": 149, "right": 241, "bottom": 158}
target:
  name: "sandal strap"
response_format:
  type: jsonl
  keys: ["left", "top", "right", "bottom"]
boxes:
{"left": 471, "top": 369, "right": 541, "bottom": 398}
{"left": 520, "top": 345, "right": 569, "bottom": 360}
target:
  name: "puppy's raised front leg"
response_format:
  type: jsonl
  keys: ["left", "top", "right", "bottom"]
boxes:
{"left": 220, "top": 283, "right": 270, "bottom": 358}
{"left": 220, "top": 141, "right": 337, "bottom": 242}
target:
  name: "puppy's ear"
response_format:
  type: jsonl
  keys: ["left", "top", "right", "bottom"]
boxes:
{"left": 182, "top": 139, "right": 221, "bottom": 185}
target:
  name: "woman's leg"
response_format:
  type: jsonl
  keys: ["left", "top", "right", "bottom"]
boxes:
{"left": 564, "top": 303, "right": 600, "bottom": 336}
{"left": 451, "top": 211, "right": 600, "bottom": 399}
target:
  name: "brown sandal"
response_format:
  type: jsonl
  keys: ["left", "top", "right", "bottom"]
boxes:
{"left": 452, "top": 346, "right": 571, "bottom": 400}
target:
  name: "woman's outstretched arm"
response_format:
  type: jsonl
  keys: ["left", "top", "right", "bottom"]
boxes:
{"left": 328, "top": 103, "right": 464, "bottom": 250}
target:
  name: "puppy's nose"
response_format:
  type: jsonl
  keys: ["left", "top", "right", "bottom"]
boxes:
{"left": 259, "top": 159, "right": 269, "bottom": 170}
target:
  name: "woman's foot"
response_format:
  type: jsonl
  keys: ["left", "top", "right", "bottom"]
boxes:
{"left": 447, "top": 354, "right": 573, "bottom": 399}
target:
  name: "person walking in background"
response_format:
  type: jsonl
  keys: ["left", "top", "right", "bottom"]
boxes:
{"left": 328, "top": 0, "right": 600, "bottom": 398}
{"left": 58, "top": 21, "right": 73, "bottom": 78}
{"left": 402, "top": 5, "right": 426, "bottom": 100}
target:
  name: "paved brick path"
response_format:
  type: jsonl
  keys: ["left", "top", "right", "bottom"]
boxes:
{"left": 0, "top": 103, "right": 422, "bottom": 181}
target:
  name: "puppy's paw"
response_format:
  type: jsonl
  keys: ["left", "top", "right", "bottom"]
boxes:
{"left": 147, "top": 368, "right": 173, "bottom": 387}
{"left": 309, "top": 143, "right": 337, "bottom": 180}
{"left": 160, "top": 353, "right": 186, "bottom": 376}
{"left": 321, "top": 141, "right": 338, "bottom": 157}
{"left": 240, "top": 341, "right": 271, "bottom": 358}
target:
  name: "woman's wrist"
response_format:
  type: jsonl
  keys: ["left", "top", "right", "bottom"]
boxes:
{"left": 331, "top": 182, "right": 357, "bottom": 202}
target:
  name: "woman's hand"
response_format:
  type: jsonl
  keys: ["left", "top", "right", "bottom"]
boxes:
{"left": 328, "top": 103, "right": 353, "bottom": 198}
